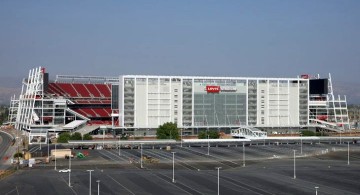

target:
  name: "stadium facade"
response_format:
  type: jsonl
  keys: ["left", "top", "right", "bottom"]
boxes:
{"left": 8, "top": 67, "right": 350, "bottom": 136}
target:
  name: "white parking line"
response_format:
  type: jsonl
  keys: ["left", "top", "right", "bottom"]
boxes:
{"left": 107, "top": 174, "right": 136, "bottom": 195}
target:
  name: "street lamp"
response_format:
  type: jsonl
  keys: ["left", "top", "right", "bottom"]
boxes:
{"left": 87, "top": 170, "right": 94, "bottom": 195}
{"left": 102, "top": 129, "right": 105, "bottom": 148}
{"left": 315, "top": 186, "right": 319, "bottom": 195}
{"left": 207, "top": 134, "right": 210, "bottom": 156}
{"left": 180, "top": 128, "right": 183, "bottom": 147}
{"left": 118, "top": 133, "right": 121, "bottom": 156}
{"left": 68, "top": 155, "right": 72, "bottom": 187}
{"left": 293, "top": 150, "right": 296, "bottom": 179}
{"left": 54, "top": 142, "right": 57, "bottom": 170}
{"left": 171, "top": 152, "right": 176, "bottom": 183}
{"left": 96, "top": 180, "right": 100, "bottom": 195}
{"left": 348, "top": 141, "right": 350, "bottom": 165}
{"left": 140, "top": 143, "right": 144, "bottom": 169}
{"left": 300, "top": 134, "right": 303, "bottom": 155}
{"left": 215, "top": 167, "right": 222, "bottom": 195}
{"left": 47, "top": 131, "right": 50, "bottom": 158}
{"left": 242, "top": 142, "right": 245, "bottom": 167}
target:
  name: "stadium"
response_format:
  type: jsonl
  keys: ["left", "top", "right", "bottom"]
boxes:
{"left": 8, "top": 67, "right": 350, "bottom": 139}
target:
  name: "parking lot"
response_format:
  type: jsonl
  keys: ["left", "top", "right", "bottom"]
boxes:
{"left": 1, "top": 142, "right": 360, "bottom": 194}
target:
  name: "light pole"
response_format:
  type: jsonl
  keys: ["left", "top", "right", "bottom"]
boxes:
{"left": 102, "top": 129, "right": 105, "bottom": 148}
{"left": 118, "top": 133, "right": 121, "bottom": 156}
{"left": 242, "top": 142, "right": 245, "bottom": 167}
{"left": 348, "top": 141, "right": 350, "bottom": 165}
{"left": 315, "top": 186, "right": 319, "bottom": 195}
{"left": 54, "top": 142, "right": 57, "bottom": 170}
{"left": 215, "top": 167, "right": 222, "bottom": 195}
{"left": 172, "top": 152, "right": 176, "bottom": 183}
{"left": 69, "top": 155, "right": 71, "bottom": 187}
{"left": 300, "top": 134, "right": 303, "bottom": 155}
{"left": 140, "top": 143, "right": 144, "bottom": 169}
{"left": 87, "top": 170, "right": 94, "bottom": 195}
{"left": 96, "top": 180, "right": 100, "bottom": 195}
{"left": 180, "top": 128, "right": 183, "bottom": 147}
{"left": 293, "top": 150, "right": 296, "bottom": 179}
{"left": 47, "top": 131, "right": 50, "bottom": 158}
{"left": 340, "top": 131, "right": 342, "bottom": 144}
{"left": 207, "top": 134, "right": 210, "bottom": 156}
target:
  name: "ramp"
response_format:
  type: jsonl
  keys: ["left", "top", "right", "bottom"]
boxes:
{"left": 231, "top": 127, "right": 267, "bottom": 138}
{"left": 75, "top": 125, "right": 100, "bottom": 136}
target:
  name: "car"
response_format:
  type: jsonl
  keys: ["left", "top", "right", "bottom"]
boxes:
{"left": 58, "top": 169, "right": 71, "bottom": 173}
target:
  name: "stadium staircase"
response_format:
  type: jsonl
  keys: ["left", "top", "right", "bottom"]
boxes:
{"left": 75, "top": 125, "right": 101, "bottom": 136}
{"left": 309, "top": 119, "right": 344, "bottom": 132}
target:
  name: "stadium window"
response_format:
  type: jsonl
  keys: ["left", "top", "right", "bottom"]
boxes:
{"left": 174, "top": 100, "right": 178, "bottom": 103}
{"left": 261, "top": 110, "right": 265, "bottom": 115}
{"left": 174, "top": 94, "right": 178, "bottom": 98}
{"left": 174, "top": 105, "right": 178, "bottom": 108}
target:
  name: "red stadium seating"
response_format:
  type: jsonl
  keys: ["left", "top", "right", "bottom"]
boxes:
{"left": 47, "top": 83, "right": 68, "bottom": 96}
{"left": 72, "top": 84, "right": 91, "bottom": 97}
{"left": 57, "top": 83, "right": 79, "bottom": 97}
{"left": 84, "top": 84, "right": 102, "bottom": 97}
{"left": 95, "top": 84, "right": 111, "bottom": 97}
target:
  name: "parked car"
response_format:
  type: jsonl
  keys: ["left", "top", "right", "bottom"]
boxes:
{"left": 58, "top": 169, "right": 71, "bottom": 173}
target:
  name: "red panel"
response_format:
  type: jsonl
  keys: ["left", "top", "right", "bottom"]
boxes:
{"left": 72, "top": 84, "right": 91, "bottom": 97}
{"left": 206, "top": 86, "right": 220, "bottom": 93}
{"left": 57, "top": 83, "right": 78, "bottom": 97}
{"left": 95, "top": 84, "right": 111, "bottom": 97}
{"left": 84, "top": 84, "right": 102, "bottom": 97}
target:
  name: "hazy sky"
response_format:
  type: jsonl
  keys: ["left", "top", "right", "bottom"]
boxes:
{"left": 1, "top": 0, "right": 359, "bottom": 85}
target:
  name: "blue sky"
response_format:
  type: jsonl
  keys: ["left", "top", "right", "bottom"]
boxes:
{"left": 0, "top": 0, "right": 359, "bottom": 85}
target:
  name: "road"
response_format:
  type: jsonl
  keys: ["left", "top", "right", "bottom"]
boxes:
{"left": 0, "top": 131, "right": 13, "bottom": 169}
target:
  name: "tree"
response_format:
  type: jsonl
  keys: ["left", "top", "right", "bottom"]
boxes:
{"left": 58, "top": 132, "right": 71, "bottom": 143}
{"left": 83, "top": 134, "right": 93, "bottom": 140}
{"left": 156, "top": 122, "right": 179, "bottom": 140}
{"left": 198, "top": 130, "right": 220, "bottom": 139}
{"left": 301, "top": 130, "right": 315, "bottom": 136}
{"left": 70, "top": 132, "right": 82, "bottom": 140}
{"left": 13, "top": 152, "right": 23, "bottom": 158}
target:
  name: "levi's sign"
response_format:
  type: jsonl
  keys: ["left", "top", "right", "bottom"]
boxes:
{"left": 206, "top": 86, "right": 220, "bottom": 93}
{"left": 205, "top": 85, "right": 237, "bottom": 93}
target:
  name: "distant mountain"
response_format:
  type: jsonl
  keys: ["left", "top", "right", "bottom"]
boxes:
{"left": 333, "top": 82, "right": 360, "bottom": 105}
{"left": 0, "top": 87, "right": 20, "bottom": 105}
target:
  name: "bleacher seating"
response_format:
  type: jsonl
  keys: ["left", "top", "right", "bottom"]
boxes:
{"left": 46, "top": 82, "right": 113, "bottom": 125}
{"left": 72, "top": 84, "right": 91, "bottom": 97}
{"left": 47, "top": 83, "right": 68, "bottom": 96}
{"left": 47, "top": 83, "right": 111, "bottom": 98}
{"left": 95, "top": 84, "right": 111, "bottom": 97}
{"left": 85, "top": 84, "right": 102, "bottom": 97}
{"left": 57, "top": 83, "right": 79, "bottom": 97}
{"left": 73, "top": 108, "right": 111, "bottom": 118}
